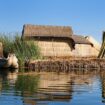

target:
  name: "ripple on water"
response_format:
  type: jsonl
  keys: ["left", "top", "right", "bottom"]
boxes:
{"left": 0, "top": 70, "right": 104, "bottom": 105}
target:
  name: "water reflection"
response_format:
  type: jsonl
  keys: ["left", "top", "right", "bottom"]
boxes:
{"left": 0, "top": 70, "right": 105, "bottom": 105}
{"left": 100, "top": 71, "right": 105, "bottom": 103}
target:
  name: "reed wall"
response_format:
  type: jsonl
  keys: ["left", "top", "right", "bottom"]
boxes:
{"left": 36, "top": 41, "right": 99, "bottom": 57}
{"left": 37, "top": 40, "right": 73, "bottom": 56}
{"left": 72, "top": 44, "right": 99, "bottom": 57}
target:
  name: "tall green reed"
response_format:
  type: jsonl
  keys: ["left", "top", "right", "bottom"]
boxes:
{"left": 0, "top": 33, "right": 41, "bottom": 70}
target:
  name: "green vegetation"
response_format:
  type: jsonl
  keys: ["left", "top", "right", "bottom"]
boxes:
{"left": 15, "top": 74, "right": 39, "bottom": 94}
{"left": 0, "top": 33, "right": 41, "bottom": 70}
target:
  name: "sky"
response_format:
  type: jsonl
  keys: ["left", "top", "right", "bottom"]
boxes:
{"left": 0, "top": 0, "right": 105, "bottom": 43}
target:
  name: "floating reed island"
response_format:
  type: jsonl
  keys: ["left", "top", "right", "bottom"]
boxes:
{"left": 0, "top": 24, "right": 104, "bottom": 72}
{"left": 25, "top": 58, "right": 105, "bottom": 72}
{"left": 22, "top": 24, "right": 103, "bottom": 72}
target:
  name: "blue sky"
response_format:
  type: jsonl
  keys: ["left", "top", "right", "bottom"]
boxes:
{"left": 0, "top": 0, "right": 105, "bottom": 42}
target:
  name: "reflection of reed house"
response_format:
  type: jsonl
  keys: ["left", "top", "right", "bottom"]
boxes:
{"left": 22, "top": 24, "right": 100, "bottom": 57}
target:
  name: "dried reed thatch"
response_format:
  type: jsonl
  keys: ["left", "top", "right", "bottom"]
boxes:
{"left": 22, "top": 24, "right": 73, "bottom": 38}
{"left": 22, "top": 24, "right": 92, "bottom": 45}
{"left": 71, "top": 35, "right": 92, "bottom": 45}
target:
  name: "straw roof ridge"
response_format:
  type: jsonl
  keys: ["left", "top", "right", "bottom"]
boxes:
{"left": 22, "top": 24, "right": 73, "bottom": 37}
{"left": 23, "top": 24, "right": 71, "bottom": 28}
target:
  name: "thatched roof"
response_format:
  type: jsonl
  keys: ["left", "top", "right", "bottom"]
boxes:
{"left": 22, "top": 24, "right": 73, "bottom": 37}
{"left": 71, "top": 35, "right": 92, "bottom": 45}
{"left": 22, "top": 24, "right": 92, "bottom": 45}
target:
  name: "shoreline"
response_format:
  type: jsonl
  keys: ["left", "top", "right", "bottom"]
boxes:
{"left": 25, "top": 58, "right": 105, "bottom": 72}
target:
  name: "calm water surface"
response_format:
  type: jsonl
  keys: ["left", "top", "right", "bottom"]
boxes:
{"left": 0, "top": 69, "right": 105, "bottom": 105}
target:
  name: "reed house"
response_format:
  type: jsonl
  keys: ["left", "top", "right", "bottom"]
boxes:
{"left": 22, "top": 24, "right": 100, "bottom": 57}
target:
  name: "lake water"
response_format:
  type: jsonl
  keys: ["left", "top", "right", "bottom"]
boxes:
{"left": 0, "top": 69, "right": 105, "bottom": 105}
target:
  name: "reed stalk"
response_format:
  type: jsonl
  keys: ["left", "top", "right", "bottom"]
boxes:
{"left": 0, "top": 33, "right": 41, "bottom": 71}
{"left": 98, "top": 32, "right": 105, "bottom": 58}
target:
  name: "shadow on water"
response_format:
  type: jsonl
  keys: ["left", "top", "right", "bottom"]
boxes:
{"left": 0, "top": 69, "right": 105, "bottom": 105}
